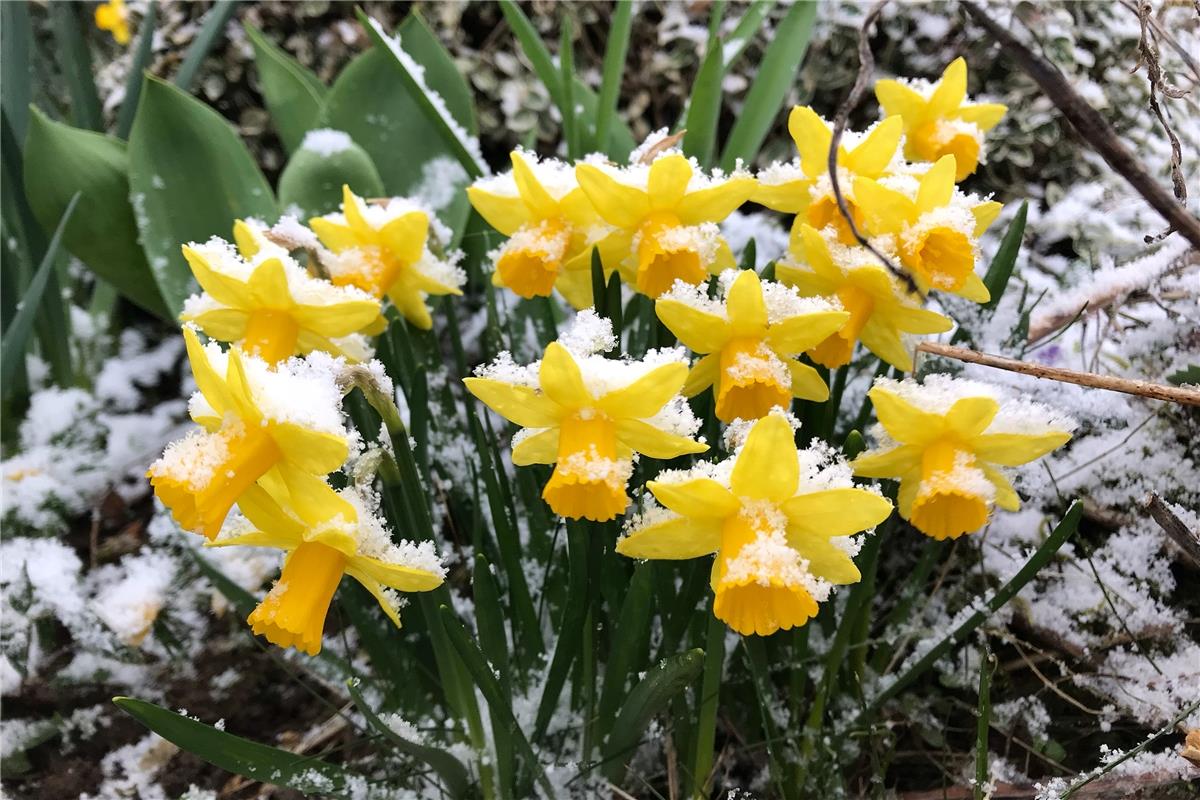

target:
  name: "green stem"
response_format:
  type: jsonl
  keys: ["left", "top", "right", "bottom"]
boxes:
{"left": 691, "top": 610, "right": 726, "bottom": 799}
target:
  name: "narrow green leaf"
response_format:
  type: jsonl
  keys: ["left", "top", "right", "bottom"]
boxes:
{"left": 345, "top": 678, "right": 471, "bottom": 799}
{"left": 49, "top": 2, "right": 104, "bottom": 131}
{"left": 128, "top": 76, "right": 276, "bottom": 314}
{"left": 0, "top": 1, "right": 32, "bottom": 145}
{"left": 533, "top": 520, "right": 589, "bottom": 741}
{"left": 24, "top": 108, "right": 170, "bottom": 317}
{"left": 974, "top": 643, "right": 994, "bottom": 800}
{"left": 558, "top": 18, "right": 577, "bottom": 159}
{"left": 498, "top": 0, "right": 564, "bottom": 111}
{"left": 722, "top": 0, "right": 776, "bottom": 70}
{"left": 596, "top": 563, "right": 653, "bottom": 742}
{"left": 594, "top": 1, "right": 633, "bottom": 155}
{"left": 738, "top": 238, "right": 757, "bottom": 271}
{"left": 982, "top": 200, "right": 1028, "bottom": 311}
{"left": 692, "top": 611, "right": 726, "bottom": 799}
{"left": 720, "top": 0, "right": 817, "bottom": 170}
{"left": 472, "top": 554, "right": 510, "bottom": 689}
{"left": 173, "top": 0, "right": 240, "bottom": 92}
{"left": 1, "top": 194, "right": 79, "bottom": 395}
{"left": 439, "top": 606, "right": 555, "bottom": 798}
{"left": 602, "top": 649, "right": 705, "bottom": 781}
{"left": 188, "top": 550, "right": 255, "bottom": 618}
{"left": 277, "top": 134, "right": 384, "bottom": 218}
{"left": 113, "top": 697, "right": 361, "bottom": 797}
{"left": 683, "top": 39, "right": 724, "bottom": 168}
{"left": 743, "top": 637, "right": 791, "bottom": 799}
{"left": 115, "top": 1, "right": 157, "bottom": 140}
{"left": 244, "top": 23, "right": 326, "bottom": 154}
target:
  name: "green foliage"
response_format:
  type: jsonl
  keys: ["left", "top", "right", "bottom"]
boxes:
{"left": 277, "top": 137, "right": 384, "bottom": 218}
{"left": 244, "top": 23, "right": 327, "bottom": 154}
{"left": 982, "top": 200, "right": 1028, "bottom": 311}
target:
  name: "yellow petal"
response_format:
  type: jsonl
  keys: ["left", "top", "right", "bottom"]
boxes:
{"left": 726, "top": 270, "right": 767, "bottom": 336}
{"left": 463, "top": 377, "right": 562, "bottom": 428}
{"left": 309, "top": 217, "right": 361, "bottom": 252}
{"left": 554, "top": 263, "right": 594, "bottom": 310}
{"left": 539, "top": 342, "right": 593, "bottom": 410}
{"left": 982, "top": 465, "right": 1020, "bottom": 511}
{"left": 349, "top": 554, "right": 444, "bottom": 592}
{"left": 247, "top": 257, "right": 292, "bottom": 308}
{"left": 766, "top": 310, "right": 851, "bottom": 354}
{"left": 972, "top": 201, "right": 1003, "bottom": 237}
{"left": 341, "top": 185, "right": 373, "bottom": 236}
{"left": 613, "top": 419, "right": 707, "bottom": 459}
{"left": 868, "top": 385, "right": 944, "bottom": 445}
{"left": 233, "top": 219, "right": 262, "bottom": 258}
{"left": 598, "top": 362, "right": 688, "bottom": 419}
{"left": 655, "top": 299, "right": 731, "bottom": 354}
{"left": 273, "top": 463, "right": 356, "bottom": 526}
{"left": 647, "top": 153, "right": 693, "bottom": 210}
{"left": 852, "top": 177, "right": 915, "bottom": 233}
{"left": 788, "top": 106, "right": 833, "bottom": 179}
{"left": 972, "top": 431, "right": 1072, "bottom": 466}
{"left": 616, "top": 514, "right": 722, "bottom": 560}
{"left": 930, "top": 57, "right": 968, "bottom": 116}
{"left": 381, "top": 211, "right": 429, "bottom": 266}
{"left": 958, "top": 272, "right": 992, "bottom": 304}
{"left": 466, "top": 185, "right": 528, "bottom": 236}
{"left": 512, "top": 428, "right": 560, "bottom": 465}
{"left": 183, "top": 327, "right": 232, "bottom": 417}
{"left": 956, "top": 103, "right": 1007, "bottom": 130}
{"left": 857, "top": 323, "right": 916, "bottom": 372}
{"left": 730, "top": 414, "right": 798, "bottom": 501}
{"left": 945, "top": 396, "right": 999, "bottom": 438}
{"left": 575, "top": 163, "right": 650, "bottom": 228}
{"left": 851, "top": 445, "right": 922, "bottom": 479}
{"left": 916, "top": 155, "right": 957, "bottom": 213}
{"left": 291, "top": 299, "right": 382, "bottom": 338}
{"left": 782, "top": 488, "right": 893, "bottom": 538}
{"left": 845, "top": 115, "right": 903, "bottom": 177}
{"left": 344, "top": 569, "right": 403, "bottom": 628}
{"left": 389, "top": 286, "right": 434, "bottom": 330}
{"left": 875, "top": 81, "right": 928, "bottom": 122}
{"left": 647, "top": 477, "right": 739, "bottom": 518}
{"left": 224, "top": 347, "right": 261, "bottom": 423}
{"left": 897, "top": 471, "right": 920, "bottom": 518}
{"left": 883, "top": 303, "right": 954, "bottom": 335}
{"left": 511, "top": 151, "right": 559, "bottom": 218}
{"left": 204, "top": 527, "right": 296, "bottom": 550}
{"left": 675, "top": 176, "right": 757, "bottom": 225}
{"left": 272, "top": 423, "right": 349, "bottom": 475}
{"left": 683, "top": 352, "right": 721, "bottom": 397}
{"left": 182, "top": 245, "right": 247, "bottom": 308}
{"left": 789, "top": 533, "right": 861, "bottom": 584}
{"left": 786, "top": 358, "right": 829, "bottom": 402}
{"left": 751, "top": 177, "right": 812, "bottom": 215}
{"left": 236, "top": 483, "right": 305, "bottom": 540}
{"left": 184, "top": 307, "right": 250, "bottom": 342}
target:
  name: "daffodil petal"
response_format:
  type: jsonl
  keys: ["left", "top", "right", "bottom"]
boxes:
{"left": 613, "top": 419, "right": 707, "bottom": 459}
{"left": 787, "top": 359, "right": 829, "bottom": 402}
{"left": 575, "top": 163, "right": 649, "bottom": 228}
{"left": 945, "top": 397, "right": 1000, "bottom": 438}
{"left": 751, "top": 178, "right": 812, "bottom": 214}
{"left": 858, "top": 324, "right": 915, "bottom": 372}
{"left": 511, "top": 151, "right": 559, "bottom": 218}
{"left": 846, "top": 115, "right": 903, "bottom": 177}
{"left": 647, "top": 153, "right": 693, "bottom": 210}
{"left": 730, "top": 414, "right": 798, "bottom": 501}
{"left": 916, "top": 155, "right": 957, "bottom": 213}
{"left": 184, "top": 307, "right": 250, "bottom": 342}
{"left": 853, "top": 177, "right": 914, "bottom": 233}
{"left": 655, "top": 299, "right": 731, "bottom": 353}
{"left": 782, "top": 488, "right": 893, "bottom": 538}
{"left": 247, "top": 258, "right": 292, "bottom": 308}
{"left": 875, "top": 80, "right": 928, "bottom": 121}
{"left": 647, "top": 477, "right": 739, "bottom": 518}
{"left": 598, "top": 362, "right": 688, "bottom": 418}
{"left": 290, "top": 300, "right": 382, "bottom": 338}
{"left": 972, "top": 431, "right": 1072, "bottom": 466}
{"left": 272, "top": 423, "right": 349, "bottom": 474}
{"left": 726, "top": 270, "right": 768, "bottom": 335}
{"left": 183, "top": 327, "right": 232, "bottom": 417}
{"left": 182, "top": 245, "right": 246, "bottom": 308}
{"left": 956, "top": 103, "right": 1007, "bottom": 130}
{"left": 344, "top": 568, "right": 403, "bottom": 628}
{"left": 852, "top": 445, "right": 922, "bottom": 479}
{"left": 616, "top": 514, "right": 722, "bottom": 560}
{"left": 972, "top": 201, "right": 1003, "bottom": 237}
{"left": 512, "top": 428, "right": 559, "bottom": 466}
{"left": 309, "top": 217, "right": 360, "bottom": 252}
{"left": 929, "top": 57, "right": 968, "bottom": 116}
{"left": 274, "top": 463, "right": 356, "bottom": 526}
{"left": 463, "top": 377, "right": 562, "bottom": 428}
{"left": 381, "top": 212, "right": 429, "bottom": 266}
{"left": 342, "top": 185, "right": 373, "bottom": 235}
{"left": 981, "top": 465, "right": 1020, "bottom": 511}
{"left": 766, "top": 310, "right": 851, "bottom": 354}
{"left": 539, "top": 342, "right": 592, "bottom": 410}
{"left": 789, "top": 533, "right": 861, "bottom": 584}
{"left": 788, "top": 106, "right": 833, "bottom": 179}
{"left": 466, "top": 185, "right": 528, "bottom": 236}
{"left": 236, "top": 483, "right": 306, "bottom": 540}
{"left": 675, "top": 177, "right": 757, "bottom": 225}
{"left": 683, "top": 352, "right": 721, "bottom": 398}
{"left": 350, "top": 554, "right": 444, "bottom": 592}
{"left": 205, "top": 527, "right": 299, "bottom": 550}
{"left": 868, "top": 385, "right": 944, "bottom": 445}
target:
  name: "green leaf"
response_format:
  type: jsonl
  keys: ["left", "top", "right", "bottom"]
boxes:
{"left": 113, "top": 697, "right": 362, "bottom": 797}
{"left": 1, "top": 1, "right": 32, "bottom": 145}
{"left": 596, "top": 563, "right": 654, "bottom": 743}
{"left": 24, "top": 108, "right": 170, "bottom": 317}
{"left": 471, "top": 554, "right": 510, "bottom": 688}
{"left": 244, "top": 23, "right": 326, "bottom": 154}
{"left": 497, "top": 0, "right": 564, "bottom": 111}
{"left": 394, "top": 12, "right": 478, "bottom": 136}
{"left": 722, "top": 0, "right": 775, "bottom": 70}
{"left": 188, "top": 550, "right": 255, "bottom": 618}
{"left": 173, "top": 0, "right": 240, "bottom": 92}
{"left": 128, "top": 76, "right": 276, "bottom": 314}
{"left": 982, "top": 200, "right": 1028, "bottom": 311}
{"left": 49, "top": 1, "right": 103, "bottom": 131}
{"left": 1, "top": 194, "right": 79, "bottom": 396}
{"left": 115, "top": 1, "right": 157, "bottom": 140}
{"left": 720, "top": 0, "right": 817, "bottom": 170}
{"left": 345, "top": 678, "right": 471, "bottom": 799}
{"left": 594, "top": 1, "right": 633, "bottom": 155}
{"left": 1167, "top": 363, "right": 1200, "bottom": 386}
{"left": 683, "top": 39, "right": 725, "bottom": 168}
{"left": 602, "top": 649, "right": 705, "bottom": 781}
{"left": 277, "top": 133, "right": 384, "bottom": 218}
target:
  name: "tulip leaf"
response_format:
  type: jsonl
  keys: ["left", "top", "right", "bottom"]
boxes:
{"left": 244, "top": 23, "right": 327, "bottom": 154}
{"left": 128, "top": 76, "right": 276, "bottom": 315}
{"left": 24, "top": 109, "right": 170, "bottom": 317}
{"left": 277, "top": 132, "right": 384, "bottom": 218}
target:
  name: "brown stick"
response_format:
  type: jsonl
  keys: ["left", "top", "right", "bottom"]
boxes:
{"left": 915, "top": 341, "right": 1200, "bottom": 406}
{"left": 1144, "top": 492, "right": 1200, "bottom": 568}
{"left": 961, "top": 2, "right": 1200, "bottom": 251}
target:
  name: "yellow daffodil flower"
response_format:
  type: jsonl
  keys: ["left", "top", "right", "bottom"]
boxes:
{"left": 852, "top": 376, "right": 1074, "bottom": 540}
{"left": 95, "top": 0, "right": 130, "bottom": 45}
{"left": 776, "top": 224, "right": 952, "bottom": 371}
{"left": 754, "top": 107, "right": 903, "bottom": 245}
{"left": 467, "top": 150, "right": 615, "bottom": 308}
{"left": 853, "top": 156, "right": 1002, "bottom": 301}
{"left": 310, "top": 186, "right": 465, "bottom": 330}
{"left": 179, "top": 222, "right": 381, "bottom": 364}
{"left": 617, "top": 413, "right": 893, "bottom": 635}
{"left": 575, "top": 152, "right": 756, "bottom": 298}
{"left": 148, "top": 327, "right": 351, "bottom": 540}
{"left": 209, "top": 484, "right": 444, "bottom": 655}
{"left": 875, "top": 58, "right": 1007, "bottom": 181}
{"left": 464, "top": 311, "right": 707, "bottom": 521}
{"left": 655, "top": 269, "right": 849, "bottom": 421}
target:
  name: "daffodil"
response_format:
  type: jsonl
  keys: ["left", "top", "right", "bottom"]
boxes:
{"left": 209, "top": 483, "right": 444, "bottom": 655}
{"left": 617, "top": 413, "right": 893, "bottom": 635}
{"left": 853, "top": 156, "right": 1002, "bottom": 301}
{"left": 574, "top": 152, "right": 756, "bottom": 298}
{"left": 467, "top": 150, "right": 615, "bottom": 308}
{"left": 310, "top": 186, "right": 465, "bottom": 330}
{"left": 852, "top": 376, "right": 1074, "bottom": 540}
{"left": 95, "top": 0, "right": 130, "bottom": 45}
{"left": 464, "top": 311, "right": 707, "bottom": 521}
{"left": 776, "top": 224, "right": 952, "bottom": 371}
{"left": 753, "top": 108, "right": 903, "bottom": 246}
{"left": 179, "top": 222, "right": 381, "bottom": 364}
{"left": 875, "top": 58, "right": 1007, "bottom": 181}
{"left": 655, "top": 269, "right": 849, "bottom": 421}
{"left": 148, "top": 327, "right": 351, "bottom": 540}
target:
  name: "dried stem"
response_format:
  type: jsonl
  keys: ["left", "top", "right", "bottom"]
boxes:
{"left": 1144, "top": 492, "right": 1200, "bottom": 568}
{"left": 915, "top": 341, "right": 1200, "bottom": 406}
{"left": 961, "top": 1, "right": 1200, "bottom": 251}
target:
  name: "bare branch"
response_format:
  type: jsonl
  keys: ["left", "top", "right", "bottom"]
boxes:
{"left": 1144, "top": 492, "right": 1200, "bottom": 568}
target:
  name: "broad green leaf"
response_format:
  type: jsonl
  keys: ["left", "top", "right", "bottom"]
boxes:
{"left": 1, "top": 2, "right": 32, "bottom": 145}
{"left": 683, "top": 25, "right": 725, "bottom": 167}
{"left": 128, "top": 77, "right": 276, "bottom": 315}
{"left": 24, "top": 109, "right": 169, "bottom": 317}
{"left": 603, "top": 649, "right": 705, "bottom": 780}
{"left": 244, "top": 23, "right": 326, "bottom": 154}
{"left": 345, "top": 678, "right": 471, "bottom": 799}
{"left": 394, "top": 12, "right": 477, "bottom": 136}
{"left": 0, "top": 193, "right": 79, "bottom": 396}
{"left": 982, "top": 200, "right": 1028, "bottom": 311}
{"left": 720, "top": 0, "right": 817, "bottom": 170}
{"left": 173, "top": 0, "right": 240, "bottom": 92}
{"left": 277, "top": 133, "right": 384, "bottom": 218}
{"left": 49, "top": 1, "right": 103, "bottom": 131}
{"left": 115, "top": 1, "right": 157, "bottom": 140}
{"left": 113, "top": 697, "right": 362, "bottom": 797}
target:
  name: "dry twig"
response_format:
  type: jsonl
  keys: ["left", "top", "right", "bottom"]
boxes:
{"left": 1144, "top": 492, "right": 1200, "bottom": 568}
{"left": 916, "top": 341, "right": 1200, "bottom": 406}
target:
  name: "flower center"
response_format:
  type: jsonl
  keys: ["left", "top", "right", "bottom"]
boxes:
{"left": 807, "top": 195, "right": 864, "bottom": 246}
{"left": 635, "top": 212, "right": 709, "bottom": 298}
{"left": 242, "top": 309, "right": 300, "bottom": 364}
{"left": 909, "top": 439, "right": 991, "bottom": 540}
{"left": 331, "top": 244, "right": 406, "bottom": 298}
{"left": 905, "top": 226, "right": 974, "bottom": 291}
{"left": 715, "top": 338, "right": 792, "bottom": 422}
{"left": 495, "top": 218, "right": 570, "bottom": 298}
{"left": 809, "top": 285, "right": 873, "bottom": 369}
{"left": 542, "top": 412, "right": 630, "bottom": 521}
{"left": 248, "top": 541, "right": 347, "bottom": 656}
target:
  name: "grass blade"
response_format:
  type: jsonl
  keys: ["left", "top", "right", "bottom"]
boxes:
{"left": 982, "top": 200, "right": 1028, "bottom": 311}
{"left": 50, "top": 1, "right": 104, "bottom": 131}
{"left": 173, "top": 0, "right": 240, "bottom": 92}
{"left": 594, "top": 0, "right": 633, "bottom": 155}
{"left": 719, "top": 0, "right": 817, "bottom": 170}
{"left": 974, "top": 642, "right": 994, "bottom": 800}
{"left": 115, "top": 1, "right": 157, "bottom": 139}
{"left": 558, "top": 17, "right": 578, "bottom": 159}
{"left": 113, "top": 697, "right": 363, "bottom": 797}
{"left": 0, "top": 193, "right": 79, "bottom": 396}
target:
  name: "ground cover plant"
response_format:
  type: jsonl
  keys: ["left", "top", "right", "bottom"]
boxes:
{"left": 1, "top": 1, "right": 1199, "bottom": 799}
